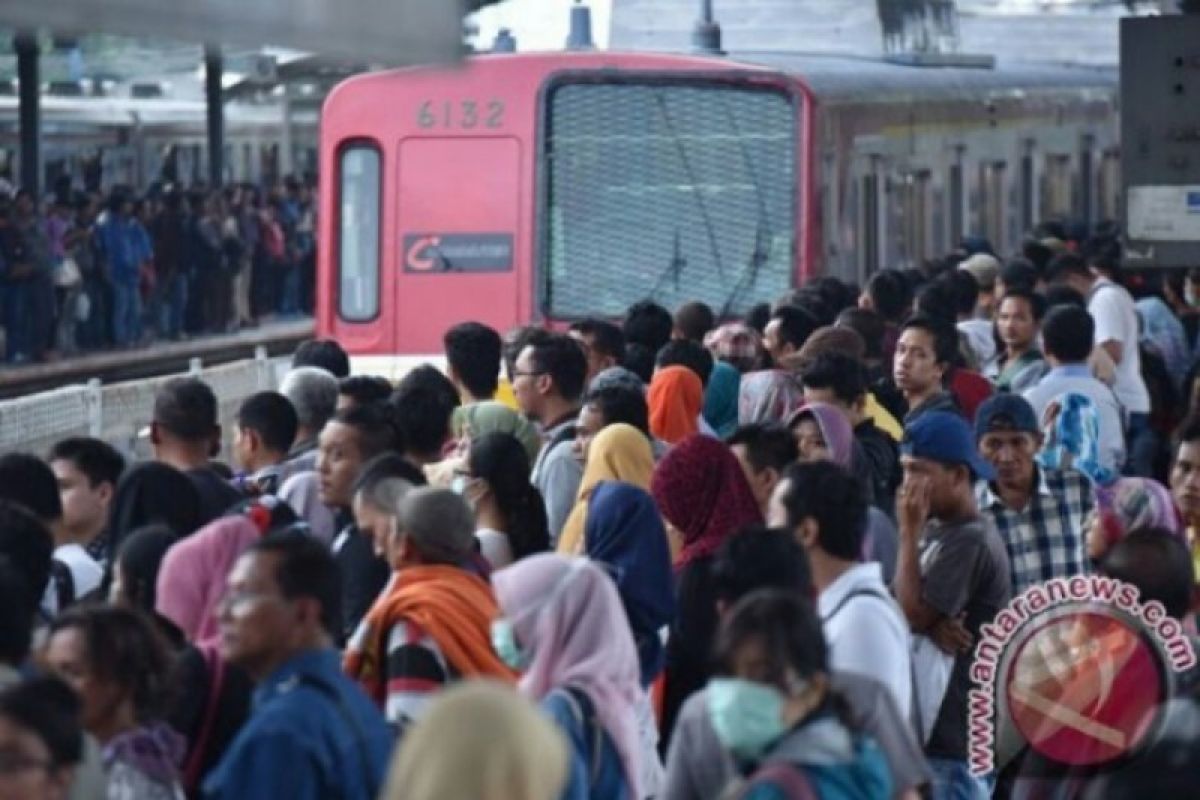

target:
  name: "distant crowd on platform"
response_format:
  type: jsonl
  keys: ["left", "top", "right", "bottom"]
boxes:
{"left": 1, "top": 217, "right": 1200, "bottom": 800}
{"left": 0, "top": 175, "right": 316, "bottom": 365}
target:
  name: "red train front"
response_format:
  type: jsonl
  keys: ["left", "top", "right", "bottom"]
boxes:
{"left": 316, "top": 51, "right": 813, "bottom": 375}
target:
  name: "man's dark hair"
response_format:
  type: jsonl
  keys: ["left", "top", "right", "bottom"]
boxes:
{"left": 913, "top": 278, "right": 958, "bottom": 327}
{"left": 584, "top": 384, "right": 650, "bottom": 437}
{"left": 746, "top": 302, "right": 772, "bottom": 334}
{"left": 1101, "top": 527, "right": 1194, "bottom": 620}
{"left": 714, "top": 588, "right": 828, "bottom": 681}
{"left": 865, "top": 270, "right": 912, "bottom": 323}
{"left": 711, "top": 526, "right": 813, "bottom": 606}
{"left": 770, "top": 305, "right": 819, "bottom": 353}
{"left": 333, "top": 402, "right": 404, "bottom": 461}
{"left": 0, "top": 676, "right": 83, "bottom": 768}
{"left": 236, "top": 391, "right": 299, "bottom": 455}
{"left": 835, "top": 308, "right": 886, "bottom": 361}
{"left": 153, "top": 377, "right": 219, "bottom": 442}
{"left": 527, "top": 334, "right": 588, "bottom": 403}
{"left": 997, "top": 288, "right": 1047, "bottom": 322}
{"left": 623, "top": 301, "right": 674, "bottom": 352}
{"left": 655, "top": 339, "right": 714, "bottom": 387}
{"left": 0, "top": 557, "right": 33, "bottom": 664}
{"left": 0, "top": 502, "right": 52, "bottom": 617}
{"left": 392, "top": 366, "right": 460, "bottom": 459}
{"left": 900, "top": 313, "right": 959, "bottom": 367}
{"left": 47, "top": 437, "right": 125, "bottom": 489}
{"left": 444, "top": 322, "right": 502, "bottom": 399}
{"left": 1041, "top": 305, "right": 1094, "bottom": 364}
{"left": 1176, "top": 413, "right": 1200, "bottom": 448}
{"left": 999, "top": 258, "right": 1040, "bottom": 293}
{"left": 777, "top": 461, "right": 867, "bottom": 561}
{"left": 569, "top": 319, "right": 626, "bottom": 364}
{"left": 292, "top": 339, "right": 350, "bottom": 379}
{"left": 502, "top": 326, "right": 552, "bottom": 383}
{"left": 352, "top": 452, "right": 427, "bottom": 500}
{"left": 250, "top": 532, "right": 343, "bottom": 639}
{"left": 945, "top": 270, "right": 980, "bottom": 317}
{"left": 48, "top": 606, "right": 173, "bottom": 722}
{"left": 1082, "top": 236, "right": 1122, "bottom": 275}
{"left": 0, "top": 454, "right": 63, "bottom": 522}
{"left": 1042, "top": 284, "right": 1087, "bottom": 311}
{"left": 622, "top": 343, "right": 656, "bottom": 384}
{"left": 1044, "top": 252, "right": 1091, "bottom": 283}
{"left": 727, "top": 424, "right": 798, "bottom": 474}
{"left": 799, "top": 352, "right": 868, "bottom": 406}
{"left": 337, "top": 376, "right": 393, "bottom": 408}
{"left": 674, "top": 301, "right": 716, "bottom": 343}
{"left": 1022, "top": 239, "right": 1054, "bottom": 273}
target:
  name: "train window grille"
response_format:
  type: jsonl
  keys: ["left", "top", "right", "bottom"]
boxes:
{"left": 336, "top": 144, "right": 381, "bottom": 323}
{"left": 541, "top": 80, "right": 797, "bottom": 318}
{"left": 898, "top": 170, "right": 932, "bottom": 268}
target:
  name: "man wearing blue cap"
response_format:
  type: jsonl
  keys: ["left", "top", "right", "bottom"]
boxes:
{"left": 895, "top": 411, "right": 1011, "bottom": 799}
{"left": 974, "top": 394, "right": 1093, "bottom": 596}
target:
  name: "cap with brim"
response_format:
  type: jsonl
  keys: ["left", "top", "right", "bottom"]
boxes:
{"left": 959, "top": 253, "right": 1001, "bottom": 290}
{"left": 974, "top": 394, "right": 1040, "bottom": 441}
{"left": 902, "top": 411, "right": 996, "bottom": 481}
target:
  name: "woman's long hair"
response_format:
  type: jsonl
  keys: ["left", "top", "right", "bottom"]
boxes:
{"left": 469, "top": 432, "right": 549, "bottom": 560}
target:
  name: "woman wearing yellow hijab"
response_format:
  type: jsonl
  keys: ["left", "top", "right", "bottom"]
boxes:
{"left": 556, "top": 423, "right": 655, "bottom": 554}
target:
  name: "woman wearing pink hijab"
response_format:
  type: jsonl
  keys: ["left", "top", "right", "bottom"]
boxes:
{"left": 491, "top": 554, "right": 643, "bottom": 800}
{"left": 156, "top": 516, "right": 263, "bottom": 646}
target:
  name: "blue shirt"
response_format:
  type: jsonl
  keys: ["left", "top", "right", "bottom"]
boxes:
{"left": 542, "top": 690, "right": 629, "bottom": 800}
{"left": 203, "top": 649, "right": 392, "bottom": 800}
{"left": 96, "top": 217, "right": 144, "bottom": 285}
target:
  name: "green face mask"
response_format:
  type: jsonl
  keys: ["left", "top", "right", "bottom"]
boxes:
{"left": 490, "top": 618, "right": 525, "bottom": 670}
{"left": 706, "top": 677, "right": 790, "bottom": 760}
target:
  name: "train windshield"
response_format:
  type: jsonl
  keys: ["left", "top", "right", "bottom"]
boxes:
{"left": 540, "top": 78, "right": 797, "bottom": 319}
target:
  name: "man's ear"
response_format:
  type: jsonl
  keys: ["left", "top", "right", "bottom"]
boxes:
{"left": 149, "top": 421, "right": 163, "bottom": 447}
{"left": 210, "top": 426, "right": 223, "bottom": 458}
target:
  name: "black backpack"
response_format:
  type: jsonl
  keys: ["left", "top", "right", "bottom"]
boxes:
{"left": 49, "top": 559, "right": 75, "bottom": 611}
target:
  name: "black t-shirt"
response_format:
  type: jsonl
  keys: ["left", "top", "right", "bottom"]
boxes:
{"left": 332, "top": 524, "right": 390, "bottom": 645}
{"left": 186, "top": 468, "right": 245, "bottom": 528}
{"left": 919, "top": 516, "right": 1012, "bottom": 761}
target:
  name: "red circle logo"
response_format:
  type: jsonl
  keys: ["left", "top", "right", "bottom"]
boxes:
{"left": 1005, "top": 611, "right": 1165, "bottom": 767}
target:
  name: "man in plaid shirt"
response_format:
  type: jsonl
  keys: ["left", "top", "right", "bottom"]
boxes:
{"left": 974, "top": 394, "right": 1093, "bottom": 595}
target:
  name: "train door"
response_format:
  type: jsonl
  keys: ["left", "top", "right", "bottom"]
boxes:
{"left": 392, "top": 136, "right": 523, "bottom": 354}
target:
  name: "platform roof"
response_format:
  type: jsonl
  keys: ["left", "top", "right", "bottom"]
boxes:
{"left": 0, "top": 0, "right": 466, "bottom": 65}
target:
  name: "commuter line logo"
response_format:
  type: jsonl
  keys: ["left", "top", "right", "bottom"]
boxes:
{"left": 967, "top": 575, "right": 1196, "bottom": 775}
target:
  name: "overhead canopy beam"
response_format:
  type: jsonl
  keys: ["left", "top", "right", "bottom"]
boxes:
{"left": 0, "top": 0, "right": 466, "bottom": 65}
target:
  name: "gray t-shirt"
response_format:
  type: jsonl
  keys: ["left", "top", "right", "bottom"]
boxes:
{"left": 532, "top": 431, "right": 583, "bottom": 545}
{"left": 919, "top": 516, "right": 1012, "bottom": 761}
{"left": 662, "top": 673, "right": 932, "bottom": 800}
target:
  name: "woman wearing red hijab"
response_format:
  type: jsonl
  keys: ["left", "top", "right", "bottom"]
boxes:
{"left": 650, "top": 434, "right": 763, "bottom": 748}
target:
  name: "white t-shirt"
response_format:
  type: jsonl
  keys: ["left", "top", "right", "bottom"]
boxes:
{"left": 818, "top": 562, "right": 912, "bottom": 719}
{"left": 1088, "top": 279, "right": 1150, "bottom": 414}
{"left": 475, "top": 527, "right": 514, "bottom": 570}
{"left": 52, "top": 543, "right": 104, "bottom": 604}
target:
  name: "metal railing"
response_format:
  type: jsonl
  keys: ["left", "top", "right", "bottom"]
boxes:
{"left": 0, "top": 347, "right": 288, "bottom": 459}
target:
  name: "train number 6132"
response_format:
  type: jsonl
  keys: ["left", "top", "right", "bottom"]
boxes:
{"left": 416, "top": 99, "right": 505, "bottom": 130}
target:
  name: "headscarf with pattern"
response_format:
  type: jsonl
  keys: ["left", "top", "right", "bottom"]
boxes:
{"left": 651, "top": 435, "right": 763, "bottom": 568}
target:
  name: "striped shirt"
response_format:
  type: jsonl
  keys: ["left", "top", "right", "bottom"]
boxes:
{"left": 976, "top": 466, "right": 1093, "bottom": 595}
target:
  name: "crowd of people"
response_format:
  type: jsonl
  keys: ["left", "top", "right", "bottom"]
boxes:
{"left": 0, "top": 177, "right": 315, "bottom": 365}
{"left": 2, "top": 220, "right": 1200, "bottom": 800}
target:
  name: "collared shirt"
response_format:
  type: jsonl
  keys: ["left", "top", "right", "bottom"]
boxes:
{"left": 204, "top": 649, "right": 392, "bottom": 800}
{"left": 975, "top": 466, "right": 1093, "bottom": 595}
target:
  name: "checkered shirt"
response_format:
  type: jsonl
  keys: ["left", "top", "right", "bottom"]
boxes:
{"left": 976, "top": 466, "right": 1094, "bottom": 595}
